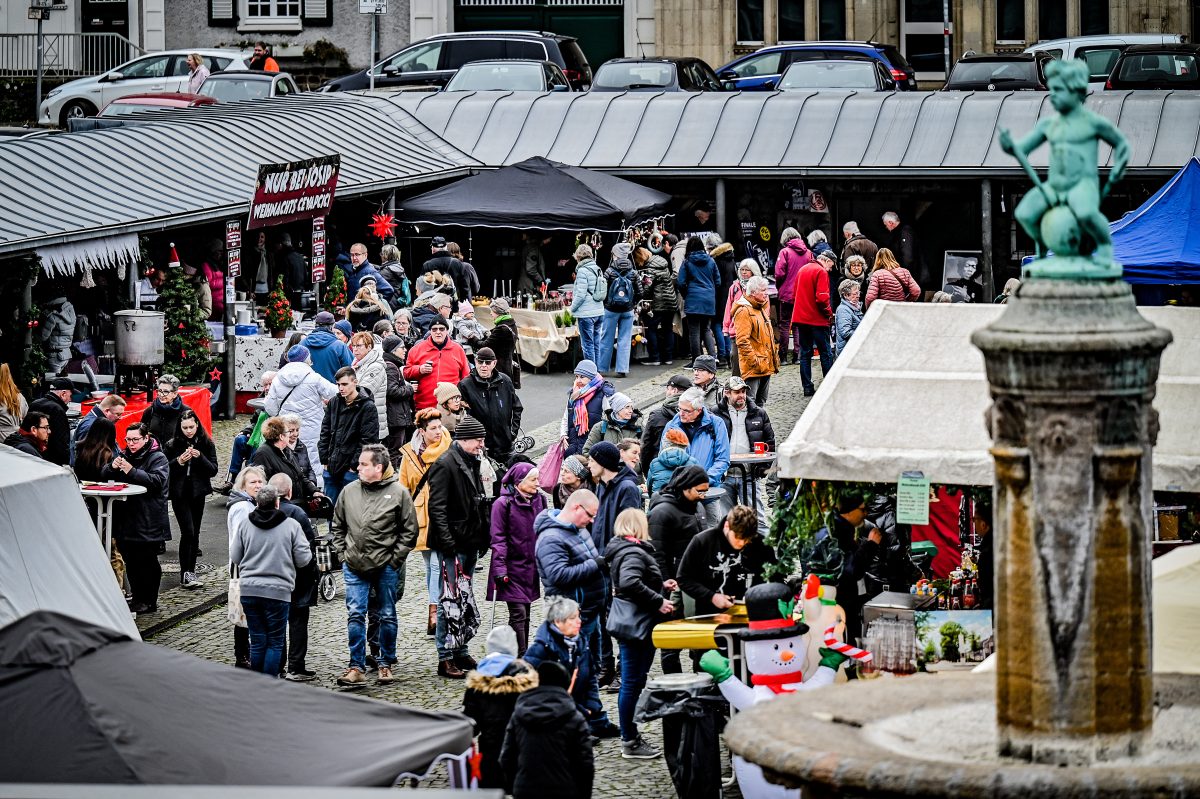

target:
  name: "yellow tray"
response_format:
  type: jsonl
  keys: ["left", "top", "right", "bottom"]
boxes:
{"left": 652, "top": 605, "right": 749, "bottom": 650}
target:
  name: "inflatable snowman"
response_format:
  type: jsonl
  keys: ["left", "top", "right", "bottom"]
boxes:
{"left": 700, "top": 582, "right": 851, "bottom": 799}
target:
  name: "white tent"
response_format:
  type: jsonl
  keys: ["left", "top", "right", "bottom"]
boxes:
{"left": 779, "top": 302, "right": 1200, "bottom": 492}
{"left": 0, "top": 447, "right": 139, "bottom": 638}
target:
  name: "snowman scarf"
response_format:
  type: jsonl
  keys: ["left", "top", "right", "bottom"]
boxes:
{"left": 751, "top": 671, "right": 805, "bottom": 694}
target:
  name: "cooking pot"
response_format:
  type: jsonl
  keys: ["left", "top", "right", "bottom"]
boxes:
{"left": 114, "top": 310, "right": 165, "bottom": 366}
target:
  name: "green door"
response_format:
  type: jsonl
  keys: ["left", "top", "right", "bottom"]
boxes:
{"left": 454, "top": 3, "right": 625, "bottom": 68}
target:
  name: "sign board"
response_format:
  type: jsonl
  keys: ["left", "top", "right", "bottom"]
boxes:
{"left": 227, "top": 248, "right": 241, "bottom": 279}
{"left": 225, "top": 219, "right": 242, "bottom": 251}
{"left": 311, "top": 216, "right": 326, "bottom": 283}
{"left": 247, "top": 154, "right": 340, "bottom": 231}
{"left": 360, "top": 0, "right": 386, "bottom": 12}
{"left": 896, "top": 471, "right": 931, "bottom": 526}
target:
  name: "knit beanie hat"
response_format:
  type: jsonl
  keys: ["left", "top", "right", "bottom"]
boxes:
{"left": 574, "top": 359, "right": 599, "bottom": 379}
{"left": 434, "top": 382, "right": 461, "bottom": 405}
{"left": 537, "top": 660, "right": 571, "bottom": 689}
{"left": 428, "top": 316, "right": 450, "bottom": 331}
{"left": 333, "top": 320, "right": 353, "bottom": 338}
{"left": 563, "top": 455, "right": 589, "bottom": 480}
{"left": 381, "top": 335, "right": 403, "bottom": 354}
{"left": 453, "top": 414, "right": 487, "bottom": 441}
{"left": 487, "top": 625, "right": 519, "bottom": 657}
{"left": 458, "top": 301, "right": 475, "bottom": 316}
{"left": 490, "top": 297, "right": 511, "bottom": 315}
{"left": 664, "top": 427, "right": 690, "bottom": 448}
{"left": 589, "top": 441, "right": 621, "bottom": 473}
{"left": 611, "top": 242, "right": 632, "bottom": 260}
{"left": 609, "top": 392, "right": 633, "bottom": 416}
{"left": 286, "top": 344, "right": 310, "bottom": 363}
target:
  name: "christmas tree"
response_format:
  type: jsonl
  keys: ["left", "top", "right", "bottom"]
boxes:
{"left": 158, "top": 266, "right": 214, "bottom": 382}
{"left": 323, "top": 266, "right": 348, "bottom": 315}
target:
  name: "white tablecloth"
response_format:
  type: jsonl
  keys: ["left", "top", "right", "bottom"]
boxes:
{"left": 475, "top": 306, "right": 575, "bottom": 368}
{"left": 234, "top": 334, "right": 292, "bottom": 391}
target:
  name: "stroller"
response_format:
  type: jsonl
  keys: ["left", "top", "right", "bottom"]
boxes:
{"left": 313, "top": 534, "right": 341, "bottom": 603}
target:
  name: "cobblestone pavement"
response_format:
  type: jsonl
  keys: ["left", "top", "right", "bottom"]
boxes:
{"left": 147, "top": 358, "right": 825, "bottom": 796}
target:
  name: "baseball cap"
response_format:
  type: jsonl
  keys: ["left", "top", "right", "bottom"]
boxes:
{"left": 431, "top": 235, "right": 447, "bottom": 248}
{"left": 665, "top": 374, "right": 692, "bottom": 391}
{"left": 50, "top": 377, "right": 74, "bottom": 392}
{"left": 725, "top": 376, "right": 748, "bottom": 391}
{"left": 313, "top": 311, "right": 335, "bottom": 327}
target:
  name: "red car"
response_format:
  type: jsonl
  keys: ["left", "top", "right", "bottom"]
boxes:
{"left": 97, "top": 92, "right": 218, "bottom": 117}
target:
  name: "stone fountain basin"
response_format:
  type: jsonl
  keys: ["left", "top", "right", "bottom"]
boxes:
{"left": 725, "top": 673, "right": 1200, "bottom": 798}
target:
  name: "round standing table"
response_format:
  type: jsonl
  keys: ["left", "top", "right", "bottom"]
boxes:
{"left": 246, "top": 397, "right": 267, "bottom": 411}
{"left": 80, "top": 483, "right": 146, "bottom": 558}
{"left": 725, "top": 452, "right": 777, "bottom": 509}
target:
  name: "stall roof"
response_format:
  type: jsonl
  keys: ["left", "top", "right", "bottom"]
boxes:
{"left": 779, "top": 302, "right": 1200, "bottom": 492}
{"left": 0, "top": 94, "right": 480, "bottom": 256}
{"left": 386, "top": 89, "right": 1200, "bottom": 177}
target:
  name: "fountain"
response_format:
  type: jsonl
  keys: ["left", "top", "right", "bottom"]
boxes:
{"left": 724, "top": 59, "right": 1200, "bottom": 796}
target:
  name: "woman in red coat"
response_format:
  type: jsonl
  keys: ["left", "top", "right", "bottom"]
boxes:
{"left": 402, "top": 317, "right": 470, "bottom": 410}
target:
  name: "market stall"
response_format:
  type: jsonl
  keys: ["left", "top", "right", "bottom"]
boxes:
{"left": 472, "top": 304, "right": 574, "bottom": 368}
{"left": 80, "top": 386, "right": 213, "bottom": 440}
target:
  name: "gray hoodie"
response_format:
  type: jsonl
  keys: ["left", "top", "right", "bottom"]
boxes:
{"left": 231, "top": 506, "right": 312, "bottom": 602}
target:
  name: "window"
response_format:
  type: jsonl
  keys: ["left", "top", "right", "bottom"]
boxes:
{"left": 240, "top": 0, "right": 301, "bottom": 31}
{"left": 996, "top": 0, "right": 1024, "bottom": 41}
{"left": 1080, "top": 0, "right": 1108, "bottom": 36}
{"left": 378, "top": 41, "right": 443, "bottom": 75}
{"left": 780, "top": 0, "right": 805, "bottom": 41}
{"left": 738, "top": 0, "right": 764, "bottom": 42}
{"left": 727, "top": 50, "right": 782, "bottom": 78}
{"left": 1039, "top": 0, "right": 1067, "bottom": 41}
{"left": 441, "top": 39, "right": 509, "bottom": 70}
{"left": 121, "top": 55, "right": 171, "bottom": 79}
{"left": 275, "top": 77, "right": 293, "bottom": 95}
{"left": 1076, "top": 46, "right": 1121, "bottom": 81}
{"left": 819, "top": 0, "right": 845, "bottom": 40}
{"left": 210, "top": 57, "right": 232, "bottom": 72}
{"left": 507, "top": 41, "right": 549, "bottom": 60}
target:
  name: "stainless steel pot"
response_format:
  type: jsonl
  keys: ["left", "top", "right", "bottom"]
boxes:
{"left": 114, "top": 310, "right": 165, "bottom": 366}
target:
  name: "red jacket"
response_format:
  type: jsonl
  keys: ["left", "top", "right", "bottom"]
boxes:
{"left": 790, "top": 262, "right": 832, "bottom": 326}
{"left": 403, "top": 337, "right": 470, "bottom": 410}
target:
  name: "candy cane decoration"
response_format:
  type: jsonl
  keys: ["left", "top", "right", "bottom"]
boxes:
{"left": 824, "top": 625, "right": 873, "bottom": 663}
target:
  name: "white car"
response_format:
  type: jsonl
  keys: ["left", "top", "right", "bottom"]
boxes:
{"left": 40, "top": 48, "right": 252, "bottom": 128}
{"left": 1024, "top": 34, "right": 1185, "bottom": 90}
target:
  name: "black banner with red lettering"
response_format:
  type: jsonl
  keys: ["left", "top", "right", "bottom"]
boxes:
{"left": 247, "top": 154, "right": 340, "bottom": 230}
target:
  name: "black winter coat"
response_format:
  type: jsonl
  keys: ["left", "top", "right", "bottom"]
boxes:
{"left": 165, "top": 434, "right": 218, "bottom": 500}
{"left": 499, "top": 685, "right": 594, "bottom": 799}
{"left": 714, "top": 397, "right": 777, "bottom": 476}
{"left": 426, "top": 442, "right": 488, "bottom": 556}
{"left": 422, "top": 250, "right": 467, "bottom": 299}
{"left": 3, "top": 430, "right": 43, "bottom": 459}
{"left": 648, "top": 473, "right": 704, "bottom": 581}
{"left": 479, "top": 317, "right": 521, "bottom": 388}
{"left": 101, "top": 440, "right": 171, "bottom": 543}
{"left": 640, "top": 395, "right": 680, "bottom": 474}
{"left": 462, "top": 657, "right": 538, "bottom": 790}
{"left": 281, "top": 499, "right": 319, "bottom": 608}
{"left": 140, "top": 397, "right": 184, "bottom": 451}
{"left": 607, "top": 536, "right": 667, "bottom": 614}
{"left": 382, "top": 351, "right": 416, "bottom": 431}
{"left": 251, "top": 441, "right": 313, "bottom": 506}
{"left": 457, "top": 372, "right": 523, "bottom": 459}
{"left": 29, "top": 393, "right": 69, "bottom": 466}
{"left": 318, "top": 387, "right": 380, "bottom": 477}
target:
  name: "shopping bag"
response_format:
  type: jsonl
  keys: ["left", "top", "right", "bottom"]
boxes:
{"left": 227, "top": 565, "right": 247, "bottom": 627}
{"left": 440, "top": 561, "right": 481, "bottom": 652}
{"left": 246, "top": 412, "right": 268, "bottom": 450}
{"left": 537, "top": 440, "right": 565, "bottom": 493}
{"left": 608, "top": 595, "right": 655, "bottom": 642}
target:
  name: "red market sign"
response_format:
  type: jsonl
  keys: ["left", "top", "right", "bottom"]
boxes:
{"left": 247, "top": 155, "right": 340, "bottom": 230}
{"left": 311, "top": 217, "right": 327, "bottom": 283}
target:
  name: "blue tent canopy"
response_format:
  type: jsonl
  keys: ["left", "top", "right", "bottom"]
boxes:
{"left": 1111, "top": 158, "right": 1200, "bottom": 284}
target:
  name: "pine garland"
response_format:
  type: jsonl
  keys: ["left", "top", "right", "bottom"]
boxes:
{"left": 158, "top": 264, "right": 214, "bottom": 382}
{"left": 0, "top": 253, "right": 48, "bottom": 391}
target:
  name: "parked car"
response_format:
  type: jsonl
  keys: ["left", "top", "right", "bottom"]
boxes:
{"left": 1026, "top": 34, "right": 1185, "bottom": 89}
{"left": 717, "top": 41, "right": 917, "bottom": 91}
{"left": 443, "top": 59, "right": 571, "bottom": 92}
{"left": 319, "top": 31, "right": 592, "bottom": 93}
{"left": 198, "top": 71, "right": 301, "bottom": 101}
{"left": 1105, "top": 43, "right": 1200, "bottom": 90}
{"left": 97, "top": 93, "right": 218, "bottom": 116}
{"left": 39, "top": 48, "right": 251, "bottom": 127}
{"left": 778, "top": 59, "right": 898, "bottom": 91}
{"left": 589, "top": 57, "right": 723, "bottom": 92}
{"left": 942, "top": 52, "right": 1053, "bottom": 91}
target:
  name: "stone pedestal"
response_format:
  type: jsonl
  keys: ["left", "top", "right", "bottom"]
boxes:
{"left": 970, "top": 278, "right": 1172, "bottom": 765}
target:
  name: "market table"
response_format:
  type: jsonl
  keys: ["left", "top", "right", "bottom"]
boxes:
{"left": 726, "top": 452, "right": 777, "bottom": 509}
{"left": 80, "top": 482, "right": 146, "bottom": 558}
{"left": 474, "top": 305, "right": 573, "bottom": 368}
{"left": 653, "top": 604, "right": 751, "bottom": 685}
{"left": 235, "top": 333, "right": 296, "bottom": 391}
{"left": 79, "top": 386, "right": 212, "bottom": 440}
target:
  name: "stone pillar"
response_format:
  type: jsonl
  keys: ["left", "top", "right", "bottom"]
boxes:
{"left": 972, "top": 279, "right": 1171, "bottom": 765}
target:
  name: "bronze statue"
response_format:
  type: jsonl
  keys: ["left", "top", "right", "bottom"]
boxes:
{"left": 999, "top": 58, "right": 1130, "bottom": 278}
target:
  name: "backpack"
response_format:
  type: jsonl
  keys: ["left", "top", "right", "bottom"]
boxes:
{"left": 605, "top": 267, "right": 637, "bottom": 313}
{"left": 588, "top": 264, "right": 608, "bottom": 303}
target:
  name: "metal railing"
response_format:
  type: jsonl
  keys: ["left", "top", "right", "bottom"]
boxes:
{"left": 0, "top": 33, "right": 146, "bottom": 78}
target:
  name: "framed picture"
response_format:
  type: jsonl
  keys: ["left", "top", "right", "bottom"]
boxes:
{"left": 942, "top": 250, "right": 984, "bottom": 303}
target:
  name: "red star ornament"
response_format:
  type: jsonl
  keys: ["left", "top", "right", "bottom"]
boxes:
{"left": 370, "top": 213, "right": 397, "bottom": 239}
{"left": 209, "top": 367, "right": 223, "bottom": 382}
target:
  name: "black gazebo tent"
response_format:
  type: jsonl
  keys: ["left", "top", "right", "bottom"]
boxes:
{"left": 398, "top": 156, "right": 673, "bottom": 231}
{"left": 0, "top": 611, "right": 473, "bottom": 786}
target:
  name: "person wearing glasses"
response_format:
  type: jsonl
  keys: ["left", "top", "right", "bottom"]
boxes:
{"left": 344, "top": 243, "right": 395, "bottom": 303}
{"left": 660, "top": 386, "right": 729, "bottom": 527}
{"left": 103, "top": 421, "right": 170, "bottom": 614}
{"left": 647, "top": 464, "right": 709, "bottom": 674}
{"left": 140, "top": 373, "right": 185, "bottom": 449}
{"left": 830, "top": 492, "right": 884, "bottom": 645}
{"left": 3, "top": 411, "right": 52, "bottom": 459}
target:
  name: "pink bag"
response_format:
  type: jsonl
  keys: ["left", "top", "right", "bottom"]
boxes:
{"left": 538, "top": 440, "right": 565, "bottom": 492}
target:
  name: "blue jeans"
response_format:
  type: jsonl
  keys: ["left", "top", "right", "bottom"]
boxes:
{"left": 576, "top": 316, "right": 604, "bottom": 366}
{"left": 794, "top": 323, "right": 833, "bottom": 394}
{"left": 577, "top": 610, "right": 611, "bottom": 729}
{"left": 597, "top": 310, "right": 634, "bottom": 373}
{"left": 422, "top": 549, "right": 440, "bottom": 604}
{"left": 322, "top": 469, "right": 358, "bottom": 505}
{"left": 434, "top": 551, "right": 477, "bottom": 660}
{"left": 618, "top": 636, "right": 658, "bottom": 741}
{"left": 241, "top": 596, "right": 290, "bottom": 676}
{"left": 227, "top": 433, "right": 254, "bottom": 478}
{"left": 721, "top": 472, "right": 769, "bottom": 537}
{"left": 710, "top": 317, "right": 729, "bottom": 359}
{"left": 344, "top": 563, "right": 401, "bottom": 670}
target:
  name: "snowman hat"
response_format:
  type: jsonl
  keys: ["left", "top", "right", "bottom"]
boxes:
{"left": 738, "top": 582, "right": 808, "bottom": 642}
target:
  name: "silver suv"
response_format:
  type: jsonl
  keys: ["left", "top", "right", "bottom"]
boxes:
{"left": 1025, "top": 34, "right": 1186, "bottom": 89}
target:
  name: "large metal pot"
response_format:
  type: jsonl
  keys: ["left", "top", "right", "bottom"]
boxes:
{"left": 114, "top": 309, "right": 165, "bottom": 366}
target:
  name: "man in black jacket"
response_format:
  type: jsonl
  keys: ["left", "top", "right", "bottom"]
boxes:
{"left": 478, "top": 298, "right": 521, "bottom": 388}
{"left": 677, "top": 505, "right": 774, "bottom": 618}
{"left": 457, "top": 348, "right": 522, "bottom": 466}
{"left": 830, "top": 492, "right": 883, "bottom": 645}
{"left": 318, "top": 367, "right": 380, "bottom": 503}
{"left": 422, "top": 236, "right": 467, "bottom": 300}
{"left": 648, "top": 464, "right": 708, "bottom": 673}
{"left": 882, "top": 211, "right": 930, "bottom": 298}
{"left": 714, "top": 376, "right": 776, "bottom": 532}
{"left": 499, "top": 660, "right": 594, "bottom": 799}
{"left": 426, "top": 414, "right": 489, "bottom": 678}
{"left": 30, "top": 377, "right": 73, "bottom": 465}
{"left": 639, "top": 373, "right": 691, "bottom": 475}
{"left": 3, "top": 411, "right": 51, "bottom": 459}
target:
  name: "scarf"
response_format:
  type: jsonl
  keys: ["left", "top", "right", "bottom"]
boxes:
{"left": 750, "top": 670, "right": 805, "bottom": 694}
{"left": 494, "top": 313, "right": 513, "bottom": 324}
{"left": 570, "top": 375, "right": 604, "bottom": 436}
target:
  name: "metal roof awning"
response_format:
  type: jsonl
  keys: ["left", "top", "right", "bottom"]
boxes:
{"left": 0, "top": 94, "right": 481, "bottom": 258}
{"left": 386, "top": 89, "right": 1200, "bottom": 178}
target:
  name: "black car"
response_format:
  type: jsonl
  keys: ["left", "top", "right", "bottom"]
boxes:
{"left": 590, "top": 57, "right": 724, "bottom": 92}
{"left": 319, "top": 31, "right": 592, "bottom": 92}
{"left": 1106, "top": 43, "right": 1200, "bottom": 90}
{"left": 943, "top": 52, "right": 1054, "bottom": 91}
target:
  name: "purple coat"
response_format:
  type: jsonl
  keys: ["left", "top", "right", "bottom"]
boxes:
{"left": 774, "top": 237, "right": 814, "bottom": 305}
{"left": 486, "top": 462, "right": 546, "bottom": 604}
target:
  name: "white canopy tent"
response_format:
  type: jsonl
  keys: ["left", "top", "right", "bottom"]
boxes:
{"left": 0, "top": 447, "right": 139, "bottom": 638}
{"left": 779, "top": 302, "right": 1200, "bottom": 493}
